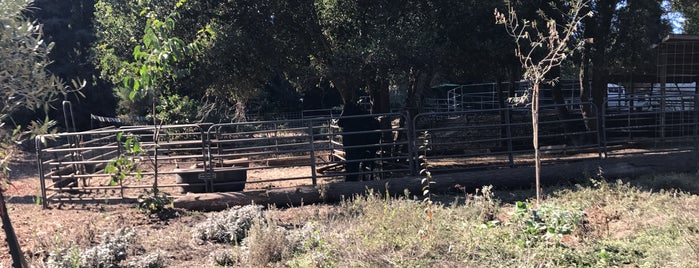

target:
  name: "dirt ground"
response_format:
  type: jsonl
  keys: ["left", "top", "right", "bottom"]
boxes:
{"left": 0, "top": 150, "right": 340, "bottom": 267}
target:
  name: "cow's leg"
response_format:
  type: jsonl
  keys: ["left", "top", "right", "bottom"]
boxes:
{"left": 344, "top": 148, "right": 361, "bottom": 181}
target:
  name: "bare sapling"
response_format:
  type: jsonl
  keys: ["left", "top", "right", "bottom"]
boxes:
{"left": 495, "top": 0, "right": 592, "bottom": 203}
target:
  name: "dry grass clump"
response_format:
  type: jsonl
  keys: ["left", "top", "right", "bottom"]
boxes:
{"left": 243, "top": 216, "right": 293, "bottom": 266}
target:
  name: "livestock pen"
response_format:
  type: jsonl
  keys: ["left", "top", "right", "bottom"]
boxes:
{"left": 37, "top": 99, "right": 699, "bottom": 208}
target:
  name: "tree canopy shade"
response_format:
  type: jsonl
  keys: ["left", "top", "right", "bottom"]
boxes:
{"left": 26, "top": 0, "right": 116, "bottom": 130}
{"left": 91, "top": 0, "right": 674, "bottom": 120}
{"left": 92, "top": 0, "right": 519, "bottom": 118}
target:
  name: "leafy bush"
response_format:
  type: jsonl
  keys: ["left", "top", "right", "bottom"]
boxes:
{"left": 512, "top": 201, "right": 584, "bottom": 246}
{"left": 137, "top": 189, "right": 173, "bottom": 216}
{"left": 191, "top": 205, "right": 264, "bottom": 243}
{"left": 154, "top": 94, "right": 200, "bottom": 124}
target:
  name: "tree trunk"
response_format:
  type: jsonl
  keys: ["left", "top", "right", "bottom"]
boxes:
{"left": 0, "top": 191, "right": 27, "bottom": 268}
{"left": 588, "top": 0, "right": 616, "bottom": 130}
{"left": 368, "top": 74, "right": 390, "bottom": 115}
{"left": 579, "top": 43, "right": 596, "bottom": 132}
{"left": 532, "top": 82, "right": 541, "bottom": 203}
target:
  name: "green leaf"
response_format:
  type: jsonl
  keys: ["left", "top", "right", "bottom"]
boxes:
{"left": 122, "top": 76, "right": 132, "bottom": 89}
{"left": 129, "top": 89, "right": 138, "bottom": 100}
{"left": 132, "top": 142, "right": 141, "bottom": 153}
{"left": 133, "top": 45, "right": 142, "bottom": 60}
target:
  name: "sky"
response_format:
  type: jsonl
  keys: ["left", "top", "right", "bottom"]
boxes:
{"left": 661, "top": 0, "right": 686, "bottom": 34}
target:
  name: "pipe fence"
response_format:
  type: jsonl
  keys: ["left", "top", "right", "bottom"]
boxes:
{"left": 36, "top": 101, "right": 699, "bottom": 208}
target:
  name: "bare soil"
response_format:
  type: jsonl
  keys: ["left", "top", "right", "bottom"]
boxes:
{"left": 0, "top": 150, "right": 339, "bottom": 267}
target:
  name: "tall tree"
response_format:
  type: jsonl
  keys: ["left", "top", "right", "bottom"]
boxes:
{"left": 1, "top": 0, "right": 71, "bottom": 266}
{"left": 28, "top": 0, "right": 115, "bottom": 130}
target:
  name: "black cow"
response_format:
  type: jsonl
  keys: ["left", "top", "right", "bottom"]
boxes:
{"left": 338, "top": 102, "right": 381, "bottom": 181}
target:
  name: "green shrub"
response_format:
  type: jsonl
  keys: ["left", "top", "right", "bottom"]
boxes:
{"left": 511, "top": 201, "right": 584, "bottom": 247}
{"left": 154, "top": 94, "right": 200, "bottom": 124}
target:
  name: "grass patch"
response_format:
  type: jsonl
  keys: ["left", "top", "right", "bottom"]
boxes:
{"left": 32, "top": 173, "right": 699, "bottom": 267}
{"left": 259, "top": 176, "right": 699, "bottom": 267}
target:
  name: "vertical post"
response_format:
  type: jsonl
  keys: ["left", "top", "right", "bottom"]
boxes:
{"left": 36, "top": 136, "right": 48, "bottom": 209}
{"left": 200, "top": 124, "right": 209, "bottom": 173}
{"left": 153, "top": 126, "right": 159, "bottom": 195}
{"left": 505, "top": 106, "right": 515, "bottom": 167}
{"left": 308, "top": 121, "right": 318, "bottom": 186}
{"left": 328, "top": 118, "right": 335, "bottom": 162}
{"left": 216, "top": 126, "right": 223, "bottom": 168}
{"left": 116, "top": 132, "right": 124, "bottom": 199}
{"left": 407, "top": 111, "right": 418, "bottom": 176}
{"left": 694, "top": 82, "right": 698, "bottom": 152}
{"left": 596, "top": 102, "right": 607, "bottom": 159}
{"left": 659, "top": 49, "right": 668, "bottom": 140}
{"left": 496, "top": 81, "right": 515, "bottom": 167}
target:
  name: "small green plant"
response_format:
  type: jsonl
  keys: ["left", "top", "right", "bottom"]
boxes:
{"left": 104, "top": 132, "right": 143, "bottom": 185}
{"left": 512, "top": 201, "right": 584, "bottom": 247}
{"left": 46, "top": 245, "right": 81, "bottom": 268}
{"left": 417, "top": 131, "right": 435, "bottom": 240}
{"left": 137, "top": 188, "right": 173, "bottom": 216}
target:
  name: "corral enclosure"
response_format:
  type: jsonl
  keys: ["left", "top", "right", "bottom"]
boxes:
{"left": 37, "top": 92, "right": 699, "bottom": 208}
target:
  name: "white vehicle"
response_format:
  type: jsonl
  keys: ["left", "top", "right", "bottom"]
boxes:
{"left": 607, "top": 83, "right": 650, "bottom": 112}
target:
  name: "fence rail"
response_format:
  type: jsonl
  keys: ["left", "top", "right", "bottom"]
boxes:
{"left": 37, "top": 99, "right": 699, "bottom": 208}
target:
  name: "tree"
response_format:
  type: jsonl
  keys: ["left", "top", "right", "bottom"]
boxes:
{"left": 495, "top": 0, "right": 592, "bottom": 203}
{"left": 578, "top": 0, "right": 670, "bottom": 130}
{"left": 0, "top": 0, "right": 71, "bottom": 266}
{"left": 672, "top": 0, "right": 699, "bottom": 34}
{"left": 27, "top": 0, "right": 116, "bottom": 130}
